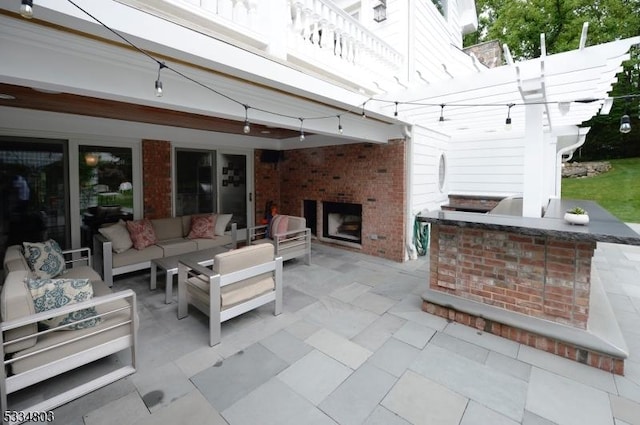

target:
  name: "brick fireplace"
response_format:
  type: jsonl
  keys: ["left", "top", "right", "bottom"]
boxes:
{"left": 322, "top": 201, "right": 363, "bottom": 246}
{"left": 255, "top": 139, "right": 406, "bottom": 262}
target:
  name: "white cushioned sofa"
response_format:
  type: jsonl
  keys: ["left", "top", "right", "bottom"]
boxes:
{"left": 94, "top": 214, "right": 237, "bottom": 286}
{"left": 1, "top": 243, "right": 137, "bottom": 418}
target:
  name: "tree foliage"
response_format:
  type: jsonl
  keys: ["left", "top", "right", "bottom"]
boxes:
{"left": 464, "top": 0, "right": 640, "bottom": 159}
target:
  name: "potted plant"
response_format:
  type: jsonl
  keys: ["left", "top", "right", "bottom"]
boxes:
{"left": 564, "top": 206, "right": 589, "bottom": 225}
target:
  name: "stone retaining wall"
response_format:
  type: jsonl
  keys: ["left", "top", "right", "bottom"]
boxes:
{"left": 562, "top": 161, "right": 611, "bottom": 178}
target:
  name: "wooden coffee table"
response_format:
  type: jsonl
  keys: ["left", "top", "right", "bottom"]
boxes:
{"left": 150, "top": 247, "right": 228, "bottom": 303}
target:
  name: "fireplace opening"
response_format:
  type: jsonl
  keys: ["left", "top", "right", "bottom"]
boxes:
{"left": 322, "top": 201, "right": 362, "bottom": 245}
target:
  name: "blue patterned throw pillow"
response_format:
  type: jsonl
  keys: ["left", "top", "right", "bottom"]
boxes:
{"left": 27, "top": 278, "right": 101, "bottom": 331}
{"left": 23, "top": 239, "right": 66, "bottom": 279}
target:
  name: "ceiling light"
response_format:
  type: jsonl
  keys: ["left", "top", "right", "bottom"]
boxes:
{"left": 20, "top": 0, "right": 33, "bottom": 19}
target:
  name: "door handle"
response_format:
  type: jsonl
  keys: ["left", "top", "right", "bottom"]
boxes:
{"left": 249, "top": 192, "right": 252, "bottom": 202}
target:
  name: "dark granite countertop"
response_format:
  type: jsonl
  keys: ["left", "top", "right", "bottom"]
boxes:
{"left": 417, "top": 198, "right": 640, "bottom": 245}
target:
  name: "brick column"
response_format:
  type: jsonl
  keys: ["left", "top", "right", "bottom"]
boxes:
{"left": 142, "top": 140, "right": 171, "bottom": 219}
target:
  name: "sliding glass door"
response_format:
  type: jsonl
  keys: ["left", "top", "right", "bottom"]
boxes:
{"left": 0, "top": 137, "right": 68, "bottom": 260}
{"left": 175, "top": 149, "right": 217, "bottom": 216}
{"left": 175, "top": 148, "right": 253, "bottom": 237}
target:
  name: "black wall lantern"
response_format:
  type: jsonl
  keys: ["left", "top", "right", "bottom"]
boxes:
{"left": 373, "top": 1, "right": 387, "bottom": 22}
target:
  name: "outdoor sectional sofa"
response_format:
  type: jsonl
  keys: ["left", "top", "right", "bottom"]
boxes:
{"left": 93, "top": 214, "right": 237, "bottom": 287}
{"left": 0, "top": 243, "right": 137, "bottom": 421}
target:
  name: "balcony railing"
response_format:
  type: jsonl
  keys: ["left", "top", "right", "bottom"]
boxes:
{"left": 119, "top": 0, "right": 404, "bottom": 91}
{"left": 287, "top": 0, "right": 403, "bottom": 82}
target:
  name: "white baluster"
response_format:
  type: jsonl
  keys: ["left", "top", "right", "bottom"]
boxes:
{"left": 247, "top": 0, "right": 258, "bottom": 30}
{"left": 335, "top": 15, "right": 344, "bottom": 58}
{"left": 201, "top": 0, "right": 217, "bottom": 13}
{"left": 309, "top": 0, "right": 320, "bottom": 46}
{"left": 232, "top": 0, "right": 248, "bottom": 26}
{"left": 301, "top": 1, "right": 313, "bottom": 45}
{"left": 218, "top": 0, "right": 232, "bottom": 19}
{"left": 291, "top": 1, "right": 303, "bottom": 39}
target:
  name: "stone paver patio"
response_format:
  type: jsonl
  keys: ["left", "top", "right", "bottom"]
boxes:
{"left": 9, "top": 228, "right": 640, "bottom": 425}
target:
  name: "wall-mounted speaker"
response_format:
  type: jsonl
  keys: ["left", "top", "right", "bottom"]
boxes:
{"left": 260, "top": 150, "right": 284, "bottom": 163}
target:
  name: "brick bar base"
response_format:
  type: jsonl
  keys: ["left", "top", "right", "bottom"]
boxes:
{"left": 422, "top": 301, "right": 625, "bottom": 375}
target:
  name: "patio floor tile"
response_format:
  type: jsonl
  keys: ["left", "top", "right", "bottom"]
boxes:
{"left": 485, "top": 351, "right": 532, "bottom": 382}
{"left": 526, "top": 367, "right": 613, "bottom": 425}
{"left": 460, "top": 401, "right": 520, "bottom": 425}
{"left": 277, "top": 350, "right": 353, "bottom": 404}
{"left": 175, "top": 345, "right": 224, "bottom": 378}
{"left": 191, "top": 343, "right": 288, "bottom": 411}
{"left": 366, "top": 337, "right": 420, "bottom": 377}
{"left": 330, "top": 282, "right": 372, "bottom": 303}
{"left": 305, "top": 328, "right": 373, "bottom": 369}
{"left": 132, "top": 362, "right": 194, "bottom": 412}
{"left": 135, "top": 390, "right": 227, "bottom": 425}
{"left": 83, "top": 391, "right": 149, "bottom": 425}
{"left": 609, "top": 394, "right": 640, "bottom": 425}
{"left": 521, "top": 410, "right": 558, "bottom": 425}
{"left": 351, "top": 312, "right": 407, "bottom": 352}
{"left": 222, "top": 378, "right": 337, "bottom": 425}
{"left": 517, "top": 345, "right": 617, "bottom": 393}
{"left": 351, "top": 291, "right": 398, "bottom": 315}
{"left": 381, "top": 370, "right": 467, "bottom": 425}
{"left": 299, "top": 296, "right": 380, "bottom": 339}
{"left": 259, "top": 328, "right": 314, "bottom": 364}
{"left": 410, "top": 344, "right": 527, "bottom": 422}
{"left": 285, "top": 319, "right": 321, "bottom": 340}
{"left": 443, "top": 321, "right": 520, "bottom": 358}
{"left": 431, "top": 331, "right": 490, "bottom": 364}
{"left": 393, "top": 320, "right": 436, "bottom": 349}
{"left": 320, "top": 363, "right": 397, "bottom": 425}
{"left": 362, "top": 406, "right": 412, "bottom": 425}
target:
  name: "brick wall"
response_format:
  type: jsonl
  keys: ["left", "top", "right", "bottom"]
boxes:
{"left": 430, "top": 224, "right": 595, "bottom": 329}
{"left": 255, "top": 140, "right": 407, "bottom": 262}
{"left": 142, "top": 139, "right": 172, "bottom": 219}
{"left": 254, "top": 153, "right": 281, "bottom": 223}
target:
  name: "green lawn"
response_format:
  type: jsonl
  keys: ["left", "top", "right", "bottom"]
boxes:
{"left": 561, "top": 157, "right": 640, "bottom": 223}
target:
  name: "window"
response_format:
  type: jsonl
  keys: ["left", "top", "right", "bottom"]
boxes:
{"left": 78, "top": 146, "right": 133, "bottom": 214}
{"left": 78, "top": 146, "right": 134, "bottom": 247}
{"left": 432, "top": 0, "right": 447, "bottom": 17}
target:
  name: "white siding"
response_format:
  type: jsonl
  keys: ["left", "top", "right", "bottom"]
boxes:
{"left": 410, "top": 125, "right": 450, "bottom": 214}
{"left": 447, "top": 133, "right": 525, "bottom": 196}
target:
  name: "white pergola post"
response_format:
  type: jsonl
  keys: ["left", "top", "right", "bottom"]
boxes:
{"left": 522, "top": 102, "right": 545, "bottom": 217}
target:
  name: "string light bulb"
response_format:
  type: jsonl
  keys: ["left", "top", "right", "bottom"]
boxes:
{"left": 337, "top": 115, "right": 343, "bottom": 134}
{"left": 361, "top": 101, "right": 367, "bottom": 119}
{"left": 20, "top": 0, "right": 33, "bottom": 19}
{"left": 620, "top": 114, "right": 632, "bottom": 134}
{"left": 299, "top": 118, "right": 305, "bottom": 142}
{"left": 155, "top": 62, "right": 166, "bottom": 97}
{"left": 505, "top": 103, "right": 515, "bottom": 131}
{"left": 243, "top": 104, "right": 251, "bottom": 134}
{"left": 438, "top": 104, "right": 445, "bottom": 126}
{"left": 394, "top": 102, "right": 398, "bottom": 118}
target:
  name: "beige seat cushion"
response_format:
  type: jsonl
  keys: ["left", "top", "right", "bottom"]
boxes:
{"left": 156, "top": 239, "right": 198, "bottom": 257}
{"left": 186, "top": 244, "right": 275, "bottom": 310}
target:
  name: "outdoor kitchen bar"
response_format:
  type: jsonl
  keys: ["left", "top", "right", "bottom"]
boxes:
{"left": 418, "top": 198, "right": 640, "bottom": 374}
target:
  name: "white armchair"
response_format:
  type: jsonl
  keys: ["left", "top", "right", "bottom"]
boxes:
{"left": 177, "top": 244, "right": 283, "bottom": 346}
{"left": 248, "top": 215, "right": 311, "bottom": 265}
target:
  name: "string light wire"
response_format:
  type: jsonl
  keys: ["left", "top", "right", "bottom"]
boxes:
{"left": 25, "top": 1, "right": 640, "bottom": 134}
